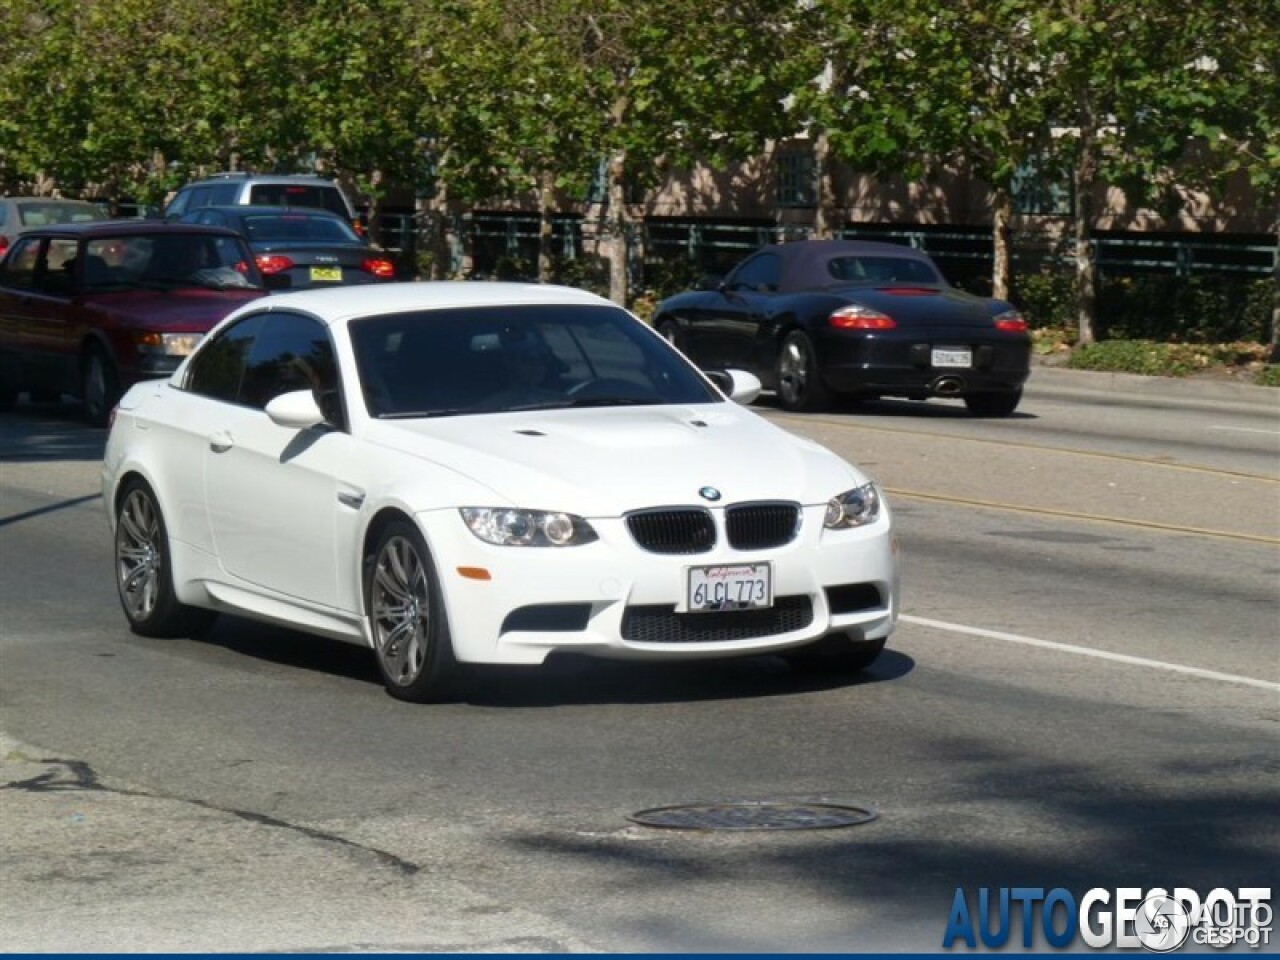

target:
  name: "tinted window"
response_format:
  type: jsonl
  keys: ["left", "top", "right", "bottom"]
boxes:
{"left": 248, "top": 184, "right": 349, "bottom": 217}
{"left": 349, "top": 304, "right": 718, "bottom": 418}
{"left": 185, "top": 314, "right": 265, "bottom": 402}
{"left": 729, "top": 253, "right": 781, "bottom": 292}
{"left": 242, "top": 213, "right": 360, "bottom": 244}
{"left": 827, "top": 256, "right": 940, "bottom": 284}
{"left": 240, "top": 313, "right": 340, "bottom": 419}
{"left": 86, "top": 233, "right": 263, "bottom": 291}
{"left": 0, "top": 237, "right": 41, "bottom": 290}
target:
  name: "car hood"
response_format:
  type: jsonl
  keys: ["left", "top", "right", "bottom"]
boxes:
{"left": 89, "top": 288, "right": 266, "bottom": 330}
{"left": 366, "top": 404, "right": 865, "bottom": 516}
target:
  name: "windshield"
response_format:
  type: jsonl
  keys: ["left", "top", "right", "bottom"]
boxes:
{"left": 351, "top": 304, "right": 721, "bottom": 418}
{"left": 83, "top": 234, "right": 265, "bottom": 292}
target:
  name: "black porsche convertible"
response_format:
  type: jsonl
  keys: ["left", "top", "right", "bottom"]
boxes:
{"left": 652, "top": 239, "right": 1032, "bottom": 416}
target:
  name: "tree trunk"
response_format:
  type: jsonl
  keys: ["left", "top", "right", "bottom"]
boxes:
{"left": 991, "top": 186, "right": 1012, "bottom": 301}
{"left": 1072, "top": 132, "right": 1099, "bottom": 346}
{"left": 537, "top": 169, "right": 555, "bottom": 284}
{"left": 607, "top": 149, "right": 628, "bottom": 305}
{"left": 1270, "top": 210, "right": 1279, "bottom": 361}
{"left": 812, "top": 130, "right": 838, "bottom": 240}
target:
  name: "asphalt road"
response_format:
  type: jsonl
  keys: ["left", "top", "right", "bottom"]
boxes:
{"left": 1, "top": 369, "right": 1277, "bottom": 952}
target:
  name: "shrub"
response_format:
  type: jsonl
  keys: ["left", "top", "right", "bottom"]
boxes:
{"left": 1254, "top": 365, "right": 1280, "bottom": 388}
{"left": 1066, "top": 339, "right": 1273, "bottom": 377}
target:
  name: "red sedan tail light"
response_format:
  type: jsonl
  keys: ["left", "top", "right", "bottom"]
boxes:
{"left": 994, "top": 310, "right": 1028, "bottom": 332}
{"left": 255, "top": 254, "right": 295, "bottom": 275}
{"left": 0, "top": 236, "right": 9, "bottom": 259}
{"left": 830, "top": 304, "right": 896, "bottom": 330}
{"left": 363, "top": 257, "right": 395, "bottom": 279}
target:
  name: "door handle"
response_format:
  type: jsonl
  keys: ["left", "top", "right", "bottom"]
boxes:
{"left": 208, "top": 431, "right": 233, "bottom": 453}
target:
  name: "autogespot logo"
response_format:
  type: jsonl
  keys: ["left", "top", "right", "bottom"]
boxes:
{"left": 942, "top": 886, "right": 1272, "bottom": 952}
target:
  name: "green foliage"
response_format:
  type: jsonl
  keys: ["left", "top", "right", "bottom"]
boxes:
{"left": 1254, "top": 365, "right": 1280, "bottom": 388}
{"left": 1066, "top": 339, "right": 1272, "bottom": 377}
{"left": 1097, "top": 276, "right": 1271, "bottom": 343}
{"left": 1013, "top": 271, "right": 1077, "bottom": 330}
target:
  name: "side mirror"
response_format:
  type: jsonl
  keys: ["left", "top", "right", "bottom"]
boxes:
{"left": 696, "top": 273, "right": 724, "bottom": 291}
{"left": 705, "top": 369, "right": 762, "bottom": 405}
{"left": 265, "top": 389, "right": 326, "bottom": 429}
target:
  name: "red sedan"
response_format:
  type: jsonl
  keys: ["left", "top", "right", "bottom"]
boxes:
{"left": 0, "top": 221, "right": 267, "bottom": 425}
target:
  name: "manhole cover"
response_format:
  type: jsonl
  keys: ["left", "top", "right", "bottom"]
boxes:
{"left": 628, "top": 800, "right": 877, "bottom": 831}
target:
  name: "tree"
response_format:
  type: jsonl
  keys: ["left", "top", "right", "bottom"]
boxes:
{"left": 801, "top": 0, "right": 1250, "bottom": 345}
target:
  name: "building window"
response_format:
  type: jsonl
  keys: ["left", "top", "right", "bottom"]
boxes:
{"left": 1012, "top": 158, "right": 1072, "bottom": 215}
{"left": 776, "top": 150, "right": 816, "bottom": 208}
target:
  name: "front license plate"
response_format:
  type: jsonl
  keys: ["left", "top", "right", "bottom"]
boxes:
{"left": 932, "top": 347, "right": 972, "bottom": 368}
{"left": 687, "top": 563, "right": 772, "bottom": 613}
{"left": 310, "top": 266, "right": 343, "bottom": 282}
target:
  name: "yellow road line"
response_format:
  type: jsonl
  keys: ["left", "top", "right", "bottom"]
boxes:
{"left": 886, "top": 487, "right": 1280, "bottom": 546}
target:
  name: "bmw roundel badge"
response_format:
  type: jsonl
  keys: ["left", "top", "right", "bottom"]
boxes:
{"left": 698, "top": 486, "right": 722, "bottom": 502}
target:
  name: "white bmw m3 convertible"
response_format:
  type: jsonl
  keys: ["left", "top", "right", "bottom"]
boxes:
{"left": 103, "top": 283, "right": 898, "bottom": 701}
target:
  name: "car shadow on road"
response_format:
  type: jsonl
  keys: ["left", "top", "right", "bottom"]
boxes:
{"left": 200, "top": 614, "right": 915, "bottom": 707}
{"left": 753, "top": 392, "right": 1039, "bottom": 421}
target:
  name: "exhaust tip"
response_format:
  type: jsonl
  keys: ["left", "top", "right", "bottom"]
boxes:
{"left": 932, "top": 375, "right": 964, "bottom": 397}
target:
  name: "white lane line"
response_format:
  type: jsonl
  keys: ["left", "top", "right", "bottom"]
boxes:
{"left": 901, "top": 614, "right": 1280, "bottom": 692}
{"left": 1209, "top": 425, "right": 1280, "bottom": 437}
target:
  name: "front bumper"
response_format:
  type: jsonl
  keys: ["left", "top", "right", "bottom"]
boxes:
{"left": 415, "top": 503, "right": 899, "bottom": 665}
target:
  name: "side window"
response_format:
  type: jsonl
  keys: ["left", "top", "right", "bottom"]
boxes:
{"left": 185, "top": 314, "right": 265, "bottom": 403}
{"left": 37, "top": 238, "right": 80, "bottom": 295}
{"left": 210, "top": 184, "right": 239, "bottom": 204}
{"left": 239, "top": 313, "right": 342, "bottom": 423}
{"left": 728, "top": 253, "right": 781, "bottom": 293}
{"left": 165, "top": 188, "right": 191, "bottom": 218}
{"left": 193, "top": 210, "right": 224, "bottom": 227}
{"left": 0, "top": 237, "right": 42, "bottom": 290}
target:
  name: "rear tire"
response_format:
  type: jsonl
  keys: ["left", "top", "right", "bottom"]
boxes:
{"left": 82, "top": 346, "right": 120, "bottom": 428}
{"left": 366, "top": 520, "right": 461, "bottom": 703}
{"left": 783, "top": 633, "right": 886, "bottom": 675}
{"left": 964, "top": 388, "right": 1022, "bottom": 417}
{"left": 776, "top": 330, "right": 832, "bottom": 412}
{"left": 115, "top": 478, "right": 215, "bottom": 638}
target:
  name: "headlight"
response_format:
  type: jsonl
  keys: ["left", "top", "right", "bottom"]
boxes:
{"left": 460, "top": 507, "right": 598, "bottom": 547}
{"left": 824, "top": 483, "right": 881, "bottom": 529}
{"left": 135, "top": 332, "right": 203, "bottom": 357}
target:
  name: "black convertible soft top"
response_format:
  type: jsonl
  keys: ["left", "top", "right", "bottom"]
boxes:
{"left": 758, "top": 239, "right": 943, "bottom": 292}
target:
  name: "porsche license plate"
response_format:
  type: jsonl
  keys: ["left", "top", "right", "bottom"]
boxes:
{"left": 687, "top": 563, "right": 772, "bottom": 612}
{"left": 310, "top": 266, "right": 342, "bottom": 282}
{"left": 932, "top": 347, "right": 972, "bottom": 368}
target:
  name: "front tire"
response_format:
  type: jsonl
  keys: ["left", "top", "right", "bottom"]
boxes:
{"left": 366, "top": 520, "right": 461, "bottom": 703}
{"left": 776, "top": 330, "right": 832, "bottom": 412}
{"left": 964, "top": 388, "right": 1022, "bottom": 417}
{"left": 115, "top": 478, "right": 213, "bottom": 637}
{"left": 82, "top": 346, "right": 120, "bottom": 428}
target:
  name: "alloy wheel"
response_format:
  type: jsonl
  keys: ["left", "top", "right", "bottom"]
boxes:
{"left": 779, "top": 339, "right": 808, "bottom": 405}
{"left": 116, "top": 488, "right": 163, "bottom": 622}
{"left": 371, "top": 535, "right": 431, "bottom": 686}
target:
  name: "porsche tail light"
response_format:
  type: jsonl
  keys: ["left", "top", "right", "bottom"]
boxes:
{"left": 830, "top": 304, "right": 896, "bottom": 330}
{"left": 255, "top": 254, "right": 294, "bottom": 274}
{"left": 363, "top": 257, "right": 395, "bottom": 279}
{"left": 994, "top": 309, "right": 1028, "bottom": 332}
